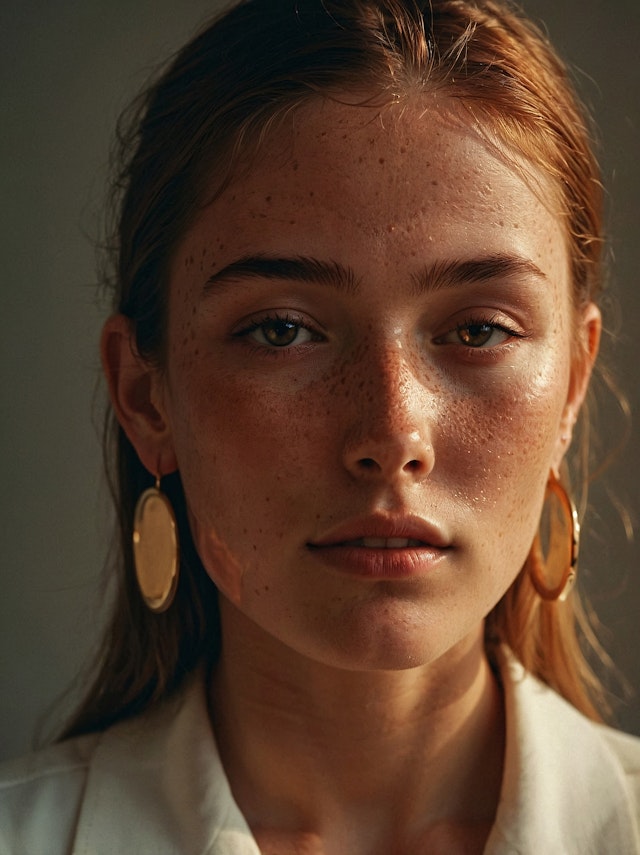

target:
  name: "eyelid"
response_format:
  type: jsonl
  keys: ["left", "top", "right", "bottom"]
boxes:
{"left": 232, "top": 310, "right": 325, "bottom": 349}
{"left": 434, "top": 312, "right": 530, "bottom": 348}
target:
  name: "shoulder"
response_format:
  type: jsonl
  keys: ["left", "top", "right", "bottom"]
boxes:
{"left": 0, "top": 732, "right": 99, "bottom": 855}
{"left": 597, "top": 723, "right": 640, "bottom": 795}
{"left": 489, "top": 649, "right": 640, "bottom": 854}
{"left": 0, "top": 672, "right": 259, "bottom": 855}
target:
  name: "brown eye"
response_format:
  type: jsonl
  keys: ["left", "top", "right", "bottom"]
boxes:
{"left": 457, "top": 323, "right": 495, "bottom": 348}
{"left": 435, "top": 317, "right": 516, "bottom": 349}
{"left": 261, "top": 319, "right": 300, "bottom": 347}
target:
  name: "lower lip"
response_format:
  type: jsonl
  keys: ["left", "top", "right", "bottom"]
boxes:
{"left": 307, "top": 544, "right": 448, "bottom": 579}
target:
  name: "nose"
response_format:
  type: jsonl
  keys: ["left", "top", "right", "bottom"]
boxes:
{"left": 341, "top": 345, "right": 435, "bottom": 482}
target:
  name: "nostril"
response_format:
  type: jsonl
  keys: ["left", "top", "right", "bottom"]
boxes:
{"left": 404, "top": 459, "right": 422, "bottom": 472}
{"left": 358, "top": 458, "right": 379, "bottom": 471}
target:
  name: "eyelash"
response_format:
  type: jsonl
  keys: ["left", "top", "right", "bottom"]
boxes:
{"left": 233, "top": 312, "right": 324, "bottom": 352}
{"left": 232, "top": 311, "right": 529, "bottom": 358}
{"left": 436, "top": 314, "right": 529, "bottom": 350}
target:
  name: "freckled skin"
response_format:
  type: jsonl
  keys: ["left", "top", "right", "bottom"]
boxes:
{"left": 159, "top": 96, "right": 585, "bottom": 672}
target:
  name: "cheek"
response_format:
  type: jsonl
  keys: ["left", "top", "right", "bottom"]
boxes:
{"left": 436, "top": 359, "right": 570, "bottom": 571}
{"left": 167, "top": 354, "right": 332, "bottom": 525}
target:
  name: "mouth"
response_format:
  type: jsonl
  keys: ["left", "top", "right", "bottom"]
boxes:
{"left": 328, "top": 537, "right": 427, "bottom": 549}
{"left": 310, "top": 513, "right": 450, "bottom": 550}
{"left": 308, "top": 515, "right": 451, "bottom": 579}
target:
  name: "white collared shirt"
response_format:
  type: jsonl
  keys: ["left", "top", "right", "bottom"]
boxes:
{"left": 2, "top": 653, "right": 640, "bottom": 854}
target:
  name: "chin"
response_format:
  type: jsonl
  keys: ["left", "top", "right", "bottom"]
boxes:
{"left": 305, "top": 610, "right": 476, "bottom": 674}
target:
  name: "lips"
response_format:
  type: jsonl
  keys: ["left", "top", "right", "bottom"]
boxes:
{"left": 308, "top": 515, "right": 451, "bottom": 579}
{"left": 310, "top": 514, "right": 450, "bottom": 551}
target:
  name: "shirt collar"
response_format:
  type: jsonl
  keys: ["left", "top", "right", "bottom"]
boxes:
{"left": 74, "top": 654, "right": 639, "bottom": 854}
{"left": 73, "top": 669, "right": 259, "bottom": 854}
{"left": 486, "top": 648, "right": 640, "bottom": 854}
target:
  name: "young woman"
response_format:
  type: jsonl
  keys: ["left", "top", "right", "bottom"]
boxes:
{"left": 2, "top": 1, "right": 639, "bottom": 852}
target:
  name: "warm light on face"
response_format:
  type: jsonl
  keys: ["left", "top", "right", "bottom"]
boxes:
{"left": 156, "top": 97, "right": 589, "bottom": 672}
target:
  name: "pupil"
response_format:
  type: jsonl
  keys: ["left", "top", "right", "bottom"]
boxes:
{"left": 460, "top": 324, "right": 492, "bottom": 347}
{"left": 265, "top": 320, "right": 298, "bottom": 346}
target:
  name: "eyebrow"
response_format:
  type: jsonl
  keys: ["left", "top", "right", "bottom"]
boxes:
{"left": 202, "top": 252, "right": 546, "bottom": 295}
{"left": 410, "top": 254, "right": 547, "bottom": 295}
{"left": 204, "top": 255, "right": 359, "bottom": 294}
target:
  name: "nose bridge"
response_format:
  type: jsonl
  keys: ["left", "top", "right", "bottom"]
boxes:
{"left": 342, "top": 334, "right": 435, "bottom": 480}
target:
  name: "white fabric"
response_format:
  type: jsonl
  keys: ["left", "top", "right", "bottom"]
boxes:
{"left": 1, "top": 653, "right": 639, "bottom": 854}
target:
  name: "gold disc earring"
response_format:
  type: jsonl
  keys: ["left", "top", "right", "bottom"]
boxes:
{"left": 132, "top": 476, "right": 179, "bottom": 612}
{"left": 528, "top": 471, "right": 580, "bottom": 603}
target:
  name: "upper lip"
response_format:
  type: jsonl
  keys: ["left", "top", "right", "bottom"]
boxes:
{"left": 309, "top": 514, "right": 451, "bottom": 549}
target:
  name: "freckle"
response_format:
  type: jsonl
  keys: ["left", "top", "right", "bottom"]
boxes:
{"left": 400, "top": 146, "right": 406, "bottom": 153}
{"left": 309, "top": 191, "right": 314, "bottom": 197}
{"left": 431, "top": 180, "right": 438, "bottom": 186}
{"left": 292, "top": 160, "right": 299, "bottom": 171}
{"left": 289, "top": 219, "right": 296, "bottom": 225}
{"left": 358, "top": 156, "right": 363, "bottom": 163}
{"left": 265, "top": 195, "right": 272, "bottom": 203}
{"left": 379, "top": 157, "right": 385, "bottom": 164}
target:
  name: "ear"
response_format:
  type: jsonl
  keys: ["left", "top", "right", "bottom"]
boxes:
{"left": 553, "top": 301, "right": 602, "bottom": 470}
{"left": 100, "top": 314, "right": 178, "bottom": 477}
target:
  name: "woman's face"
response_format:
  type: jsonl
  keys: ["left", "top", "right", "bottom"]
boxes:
{"left": 154, "top": 98, "right": 597, "bottom": 670}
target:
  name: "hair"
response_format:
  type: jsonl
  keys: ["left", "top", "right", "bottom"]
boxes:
{"left": 61, "top": 0, "right": 610, "bottom": 739}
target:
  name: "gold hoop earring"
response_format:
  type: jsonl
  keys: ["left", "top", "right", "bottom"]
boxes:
{"left": 528, "top": 472, "right": 579, "bottom": 603}
{"left": 133, "top": 476, "right": 179, "bottom": 612}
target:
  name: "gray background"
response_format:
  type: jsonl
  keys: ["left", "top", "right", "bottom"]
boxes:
{"left": 1, "top": 0, "right": 638, "bottom": 761}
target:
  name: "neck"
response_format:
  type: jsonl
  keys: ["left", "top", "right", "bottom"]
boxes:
{"left": 209, "top": 602, "right": 504, "bottom": 853}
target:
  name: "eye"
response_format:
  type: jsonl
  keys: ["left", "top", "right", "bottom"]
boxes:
{"left": 235, "top": 313, "right": 322, "bottom": 348}
{"left": 436, "top": 315, "right": 522, "bottom": 349}
{"left": 456, "top": 321, "right": 509, "bottom": 348}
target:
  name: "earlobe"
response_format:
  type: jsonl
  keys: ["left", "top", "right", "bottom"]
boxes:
{"left": 554, "top": 302, "right": 602, "bottom": 467}
{"left": 100, "top": 314, "right": 178, "bottom": 476}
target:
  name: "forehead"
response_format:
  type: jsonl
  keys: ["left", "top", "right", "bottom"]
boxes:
{"left": 173, "top": 96, "right": 568, "bottom": 286}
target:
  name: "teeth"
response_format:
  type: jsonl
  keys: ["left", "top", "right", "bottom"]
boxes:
{"left": 363, "top": 537, "right": 391, "bottom": 548}
{"left": 345, "top": 537, "right": 423, "bottom": 548}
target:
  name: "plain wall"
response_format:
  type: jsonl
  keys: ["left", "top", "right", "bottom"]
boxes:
{"left": 1, "top": 0, "right": 638, "bottom": 761}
